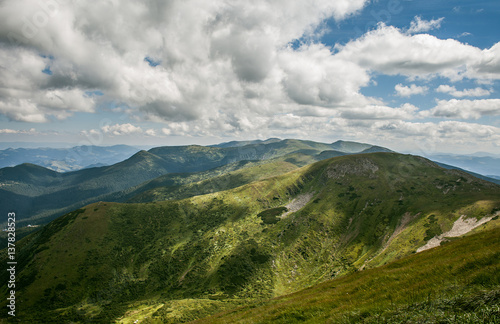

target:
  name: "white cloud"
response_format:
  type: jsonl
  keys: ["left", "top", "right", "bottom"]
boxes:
{"left": 423, "top": 99, "right": 500, "bottom": 119}
{"left": 278, "top": 43, "right": 372, "bottom": 108}
{"left": 395, "top": 84, "right": 428, "bottom": 97}
{"left": 0, "top": 0, "right": 371, "bottom": 124}
{"left": 0, "top": 0, "right": 499, "bottom": 155}
{"left": 407, "top": 16, "right": 444, "bottom": 34}
{"left": 144, "top": 129, "right": 157, "bottom": 137}
{"left": 335, "top": 23, "right": 500, "bottom": 81}
{"left": 339, "top": 103, "right": 418, "bottom": 120}
{"left": 101, "top": 123, "right": 143, "bottom": 136}
{"left": 436, "top": 85, "right": 491, "bottom": 97}
{"left": 0, "top": 46, "right": 96, "bottom": 122}
{"left": 457, "top": 32, "right": 472, "bottom": 38}
{"left": 0, "top": 128, "right": 37, "bottom": 134}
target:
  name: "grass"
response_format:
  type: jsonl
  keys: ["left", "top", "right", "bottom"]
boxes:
{"left": 192, "top": 225, "right": 500, "bottom": 323}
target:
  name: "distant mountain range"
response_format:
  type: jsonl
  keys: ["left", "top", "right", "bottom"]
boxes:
{"left": 0, "top": 144, "right": 141, "bottom": 172}
{"left": 2, "top": 139, "right": 500, "bottom": 231}
{"left": 0, "top": 139, "right": 393, "bottom": 228}
{"left": 425, "top": 153, "right": 500, "bottom": 178}
{"left": 1, "top": 151, "right": 498, "bottom": 322}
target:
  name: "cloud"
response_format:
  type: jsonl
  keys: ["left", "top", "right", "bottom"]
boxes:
{"left": 395, "top": 84, "right": 428, "bottom": 97}
{"left": 278, "top": 43, "right": 372, "bottom": 108}
{"left": 0, "top": 0, "right": 499, "bottom": 156}
{"left": 423, "top": 99, "right": 500, "bottom": 119}
{"left": 101, "top": 123, "right": 143, "bottom": 136}
{"left": 0, "top": 46, "right": 96, "bottom": 122}
{"left": 339, "top": 103, "right": 418, "bottom": 120}
{"left": 0, "top": 128, "right": 37, "bottom": 134}
{"left": 0, "top": 0, "right": 371, "bottom": 124}
{"left": 407, "top": 16, "right": 444, "bottom": 34}
{"left": 335, "top": 23, "right": 500, "bottom": 81}
{"left": 436, "top": 85, "right": 491, "bottom": 97}
{"left": 457, "top": 32, "right": 472, "bottom": 38}
{"left": 144, "top": 129, "right": 157, "bottom": 137}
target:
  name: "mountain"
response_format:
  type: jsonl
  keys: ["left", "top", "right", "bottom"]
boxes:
{"left": 329, "top": 140, "right": 376, "bottom": 153}
{"left": 435, "top": 161, "right": 500, "bottom": 185}
{"left": 0, "top": 139, "right": 391, "bottom": 227}
{"left": 0, "top": 145, "right": 140, "bottom": 172}
{"left": 1, "top": 152, "right": 498, "bottom": 323}
{"left": 0, "top": 150, "right": 173, "bottom": 227}
{"left": 209, "top": 138, "right": 282, "bottom": 148}
{"left": 426, "top": 153, "right": 500, "bottom": 178}
{"left": 0, "top": 142, "right": 75, "bottom": 150}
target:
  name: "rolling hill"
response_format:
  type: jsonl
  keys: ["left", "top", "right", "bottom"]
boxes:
{"left": 1, "top": 152, "right": 499, "bottom": 323}
{"left": 0, "top": 139, "right": 391, "bottom": 228}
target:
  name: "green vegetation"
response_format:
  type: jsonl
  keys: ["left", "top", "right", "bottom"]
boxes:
{"left": 0, "top": 152, "right": 499, "bottom": 323}
{"left": 258, "top": 207, "right": 288, "bottom": 224}
{"left": 194, "top": 225, "right": 500, "bottom": 323}
{"left": 0, "top": 139, "right": 387, "bottom": 228}
{"left": 424, "top": 214, "right": 442, "bottom": 241}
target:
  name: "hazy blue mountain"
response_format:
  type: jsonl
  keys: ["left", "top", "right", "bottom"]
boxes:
{"left": 0, "top": 145, "right": 140, "bottom": 172}
{"left": 434, "top": 162, "right": 500, "bottom": 185}
{"left": 427, "top": 153, "right": 500, "bottom": 177}
{"left": 0, "top": 142, "right": 75, "bottom": 149}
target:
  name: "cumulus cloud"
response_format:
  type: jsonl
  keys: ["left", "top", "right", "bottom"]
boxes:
{"left": 407, "top": 16, "right": 444, "bottom": 34}
{"left": 436, "top": 85, "right": 491, "bottom": 97}
{"left": 395, "top": 84, "right": 428, "bottom": 97}
{"left": 0, "top": 0, "right": 499, "bottom": 155}
{"left": 339, "top": 103, "right": 418, "bottom": 120}
{"left": 101, "top": 123, "right": 143, "bottom": 136}
{"left": 0, "top": 0, "right": 371, "bottom": 124}
{"left": 423, "top": 99, "right": 500, "bottom": 119}
{"left": 335, "top": 23, "right": 500, "bottom": 81}
{"left": 279, "top": 44, "right": 372, "bottom": 108}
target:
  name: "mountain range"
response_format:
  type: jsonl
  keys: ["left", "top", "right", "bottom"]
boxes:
{"left": 0, "top": 145, "right": 141, "bottom": 172}
{"left": 425, "top": 153, "right": 500, "bottom": 178}
{"left": 0, "top": 139, "right": 393, "bottom": 229}
{"left": 0, "top": 139, "right": 499, "bottom": 323}
{"left": 0, "top": 147, "right": 499, "bottom": 322}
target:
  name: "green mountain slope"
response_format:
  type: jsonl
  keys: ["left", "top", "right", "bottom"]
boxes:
{"left": 194, "top": 224, "right": 500, "bottom": 324}
{"left": 0, "top": 139, "right": 389, "bottom": 227}
{"left": 1, "top": 153, "right": 499, "bottom": 323}
{"left": 123, "top": 160, "right": 299, "bottom": 203}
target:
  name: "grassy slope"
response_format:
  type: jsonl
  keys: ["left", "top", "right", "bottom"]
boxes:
{"left": 110, "top": 159, "right": 301, "bottom": 203}
{"left": 0, "top": 139, "right": 356, "bottom": 227}
{"left": 192, "top": 223, "right": 500, "bottom": 324}
{"left": 1, "top": 153, "right": 499, "bottom": 323}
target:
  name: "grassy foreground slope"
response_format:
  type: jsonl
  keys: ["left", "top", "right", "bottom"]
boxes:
{"left": 1, "top": 153, "right": 499, "bottom": 323}
{"left": 193, "top": 224, "right": 500, "bottom": 324}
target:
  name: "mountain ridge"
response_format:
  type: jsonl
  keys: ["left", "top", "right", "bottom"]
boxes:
{"left": 2, "top": 152, "right": 499, "bottom": 322}
{"left": 0, "top": 139, "right": 393, "bottom": 227}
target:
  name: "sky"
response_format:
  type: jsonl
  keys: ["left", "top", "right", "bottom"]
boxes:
{"left": 0, "top": 0, "right": 499, "bottom": 155}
